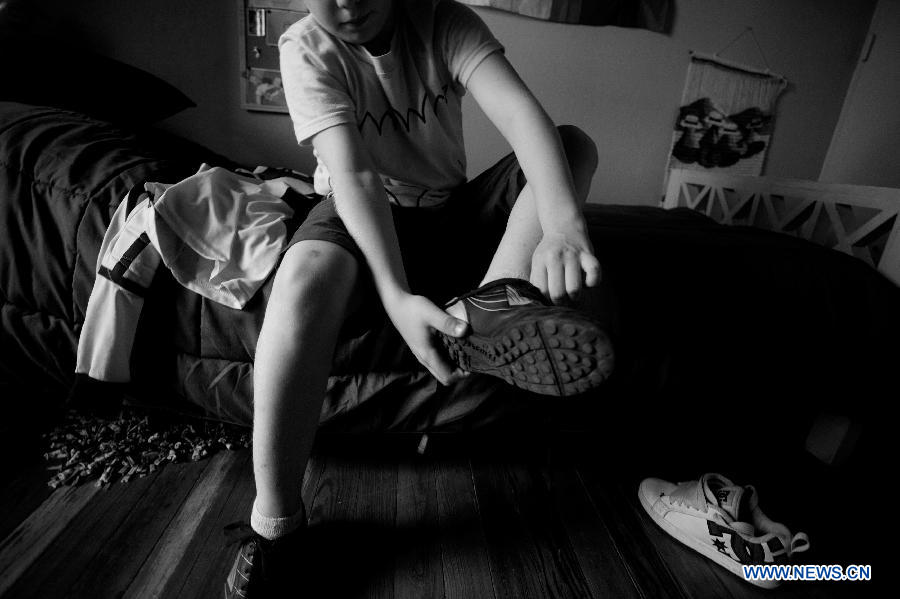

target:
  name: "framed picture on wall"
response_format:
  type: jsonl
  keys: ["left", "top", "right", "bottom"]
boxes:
{"left": 239, "top": 0, "right": 308, "bottom": 113}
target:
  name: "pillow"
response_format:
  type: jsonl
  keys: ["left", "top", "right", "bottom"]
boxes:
{"left": 0, "top": 37, "right": 195, "bottom": 125}
{"left": 0, "top": 0, "right": 194, "bottom": 125}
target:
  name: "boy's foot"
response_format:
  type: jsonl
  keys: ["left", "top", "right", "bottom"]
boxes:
{"left": 638, "top": 473, "right": 810, "bottom": 588}
{"left": 438, "top": 278, "right": 613, "bottom": 396}
{"left": 223, "top": 521, "right": 306, "bottom": 598}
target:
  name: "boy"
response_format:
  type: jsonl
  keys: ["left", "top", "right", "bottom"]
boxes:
{"left": 225, "top": 0, "right": 614, "bottom": 596}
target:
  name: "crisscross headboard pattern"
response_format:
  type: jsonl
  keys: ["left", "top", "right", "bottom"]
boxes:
{"left": 663, "top": 168, "right": 900, "bottom": 286}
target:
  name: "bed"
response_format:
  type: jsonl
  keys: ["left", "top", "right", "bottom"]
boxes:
{"left": 2, "top": 92, "right": 898, "bottom": 449}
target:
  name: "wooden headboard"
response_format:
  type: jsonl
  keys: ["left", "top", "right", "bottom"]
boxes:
{"left": 663, "top": 168, "right": 900, "bottom": 286}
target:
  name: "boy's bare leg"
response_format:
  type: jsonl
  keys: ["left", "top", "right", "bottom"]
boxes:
{"left": 438, "top": 126, "right": 612, "bottom": 396}
{"left": 252, "top": 240, "right": 359, "bottom": 519}
{"left": 447, "top": 125, "right": 598, "bottom": 320}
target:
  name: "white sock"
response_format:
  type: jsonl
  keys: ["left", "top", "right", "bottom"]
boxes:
{"left": 250, "top": 499, "right": 306, "bottom": 540}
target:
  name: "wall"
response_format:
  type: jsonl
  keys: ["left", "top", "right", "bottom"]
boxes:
{"left": 35, "top": 0, "right": 875, "bottom": 205}
{"left": 469, "top": 0, "right": 876, "bottom": 204}
{"left": 819, "top": 0, "right": 900, "bottom": 188}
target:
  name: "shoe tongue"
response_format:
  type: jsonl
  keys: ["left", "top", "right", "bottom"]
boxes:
{"left": 702, "top": 474, "right": 748, "bottom": 522}
{"left": 461, "top": 278, "right": 546, "bottom": 312}
{"left": 455, "top": 279, "right": 550, "bottom": 333}
{"left": 504, "top": 283, "right": 544, "bottom": 306}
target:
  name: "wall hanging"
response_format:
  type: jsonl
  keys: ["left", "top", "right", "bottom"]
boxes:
{"left": 667, "top": 29, "right": 788, "bottom": 177}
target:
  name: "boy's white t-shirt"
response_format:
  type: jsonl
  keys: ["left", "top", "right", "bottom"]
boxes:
{"left": 278, "top": 0, "right": 503, "bottom": 207}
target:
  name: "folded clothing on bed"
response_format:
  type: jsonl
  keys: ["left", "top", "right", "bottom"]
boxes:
{"left": 76, "top": 165, "right": 317, "bottom": 382}
{"left": 147, "top": 165, "right": 312, "bottom": 309}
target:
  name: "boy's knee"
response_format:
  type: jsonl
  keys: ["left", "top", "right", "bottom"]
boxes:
{"left": 557, "top": 125, "right": 599, "bottom": 174}
{"left": 276, "top": 240, "right": 358, "bottom": 300}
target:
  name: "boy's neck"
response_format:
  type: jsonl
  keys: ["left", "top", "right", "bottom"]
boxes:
{"left": 363, "top": 33, "right": 392, "bottom": 56}
{"left": 362, "top": 3, "right": 397, "bottom": 56}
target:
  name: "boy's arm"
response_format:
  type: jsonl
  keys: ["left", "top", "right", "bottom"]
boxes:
{"left": 466, "top": 52, "right": 601, "bottom": 303}
{"left": 310, "top": 124, "right": 468, "bottom": 384}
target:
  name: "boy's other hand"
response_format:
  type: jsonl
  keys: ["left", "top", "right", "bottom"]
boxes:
{"left": 530, "top": 230, "right": 601, "bottom": 304}
{"left": 386, "top": 293, "right": 469, "bottom": 385}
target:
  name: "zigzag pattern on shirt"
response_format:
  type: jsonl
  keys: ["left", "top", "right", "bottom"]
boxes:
{"left": 357, "top": 84, "right": 450, "bottom": 136}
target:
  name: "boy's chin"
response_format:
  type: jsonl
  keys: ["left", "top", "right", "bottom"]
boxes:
{"left": 336, "top": 31, "right": 374, "bottom": 45}
{"left": 335, "top": 12, "right": 393, "bottom": 51}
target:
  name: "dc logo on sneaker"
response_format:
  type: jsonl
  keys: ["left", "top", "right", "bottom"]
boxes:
{"left": 708, "top": 521, "right": 767, "bottom": 565}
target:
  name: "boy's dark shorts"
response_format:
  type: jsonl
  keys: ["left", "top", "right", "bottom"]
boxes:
{"left": 285, "top": 150, "right": 527, "bottom": 309}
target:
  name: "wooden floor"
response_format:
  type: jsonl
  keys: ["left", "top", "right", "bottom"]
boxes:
{"left": 0, "top": 429, "right": 881, "bottom": 599}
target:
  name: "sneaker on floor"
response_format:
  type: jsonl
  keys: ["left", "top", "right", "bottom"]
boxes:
{"left": 638, "top": 473, "right": 810, "bottom": 588}
{"left": 223, "top": 521, "right": 306, "bottom": 598}
{"left": 438, "top": 278, "right": 614, "bottom": 397}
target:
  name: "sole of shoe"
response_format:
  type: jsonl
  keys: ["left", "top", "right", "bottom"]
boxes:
{"left": 637, "top": 480, "right": 781, "bottom": 589}
{"left": 439, "top": 307, "right": 613, "bottom": 396}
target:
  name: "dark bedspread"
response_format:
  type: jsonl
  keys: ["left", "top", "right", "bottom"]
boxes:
{"left": 1, "top": 102, "right": 224, "bottom": 406}
{"left": 2, "top": 101, "right": 897, "bottom": 438}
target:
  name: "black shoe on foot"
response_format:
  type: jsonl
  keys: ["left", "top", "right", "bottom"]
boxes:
{"left": 438, "top": 278, "right": 614, "bottom": 396}
{"left": 223, "top": 522, "right": 306, "bottom": 598}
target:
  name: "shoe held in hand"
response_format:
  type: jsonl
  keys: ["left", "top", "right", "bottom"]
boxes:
{"left": 438, "top": 278, "right": 614, "bottom": 397}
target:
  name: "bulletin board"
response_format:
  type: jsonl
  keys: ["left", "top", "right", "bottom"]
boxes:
{"left": 239, "top": 0, "right": 308, "bottom": 112}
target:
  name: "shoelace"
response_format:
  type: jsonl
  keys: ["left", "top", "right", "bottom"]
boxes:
{"left": 669, "top": 496, "right": 709, "bottom": 514}
{"left": 789, "top": 532, "right": 811, "bottom": 555}
{"left": 668, "top": 481, "right": 709, "bottom": 514}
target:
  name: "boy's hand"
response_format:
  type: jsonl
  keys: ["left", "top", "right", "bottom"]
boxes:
{"left": 530, "top": 227, "right": 601, "bottom": 304}
{"left": 385, "top": 293, "right": 470, "bottom": 385}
